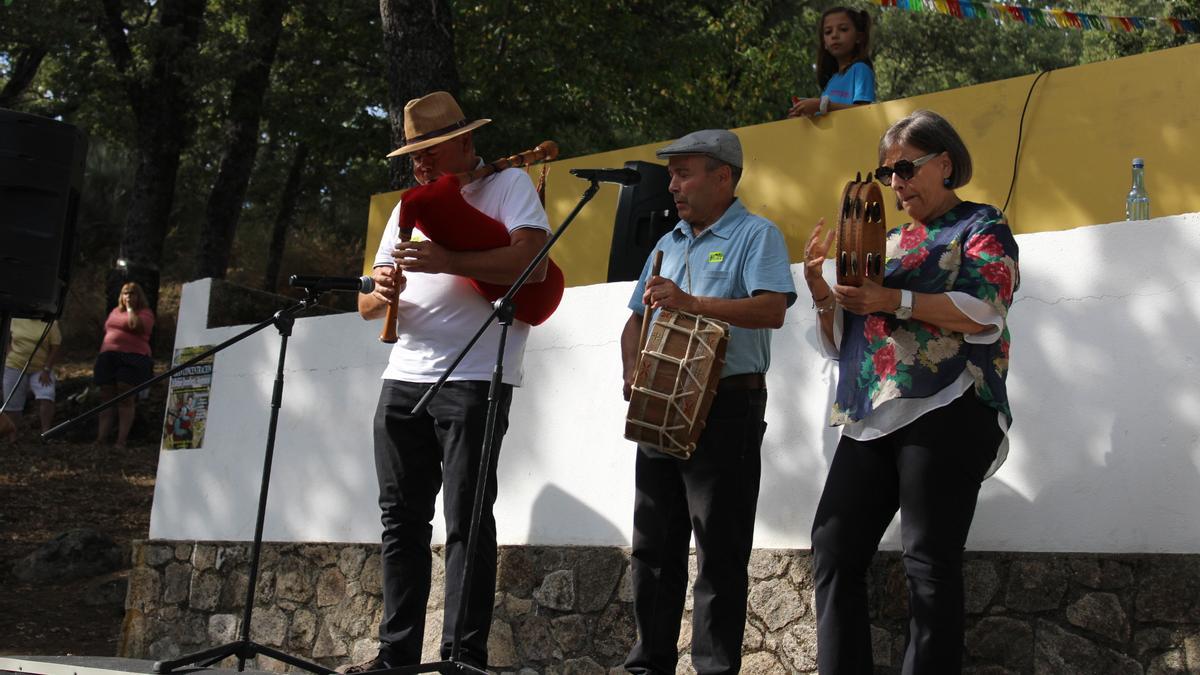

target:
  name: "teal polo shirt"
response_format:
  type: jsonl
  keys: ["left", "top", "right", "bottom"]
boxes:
{"left": 628, "top": 198, "right": 797, "bottom": 378}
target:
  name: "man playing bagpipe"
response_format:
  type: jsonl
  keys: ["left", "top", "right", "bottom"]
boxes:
{"left": 349, "top": 91, "right": 553, "bottom": 673}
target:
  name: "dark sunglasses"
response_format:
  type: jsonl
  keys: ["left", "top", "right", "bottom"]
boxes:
{"left": 874, "top": 152, "right": 939, "bottom": 184}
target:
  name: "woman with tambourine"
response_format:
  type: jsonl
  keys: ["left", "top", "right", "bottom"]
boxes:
{"left": 802, "top": 109, "right": 1019, "bottom": 673}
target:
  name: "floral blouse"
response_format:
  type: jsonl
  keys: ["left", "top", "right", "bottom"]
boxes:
{"left": 831, "top": 201, "right": 1019, "bottom": 426}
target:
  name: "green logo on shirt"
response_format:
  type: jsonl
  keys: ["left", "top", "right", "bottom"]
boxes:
{"left": 708, "top": 251, "right": 724, "bottom": 263}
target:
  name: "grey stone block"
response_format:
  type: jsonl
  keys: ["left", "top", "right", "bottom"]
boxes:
{"left": 163, "top": 562, "right": 190, "bottom": 605}
{"left": 192, "top": 544, "right": 217, "bottom": 571}
{"left": 489, "top": 620, "right": 519, "bottom": 668}
{"left": 748, "top": 577, "right": 805, "bottom": 631}
{"left": 1006, "top": 559, "right": 1068, "bottom": 613}
{"left": 575, "top": 548, "right": 624, "bottom": 613}
{"left": 188, "top": 570, "right": 222, "bottom": 612}
{"left": 1069, "top": 558, "right": 1134, "bottom": 590}
{"left": 1067, "top": 592, "right": 1130, "bottom": 643}
{"left": 337, "top": 546, "right": 368, "bottom": 579}
{"left": 317, "top": 568, "right": 347, "bottom": 607}
{"left": 535, "top": 569, "right": 576, "bottom": 612}
{"left": 1034, "top": 620, "right": 1141, "bottom": 674}
{"left": 965, "top": 559, "right": 1000, "bottom": 614}
{"left": 966, "top": 616, "right": 1033, "bottom": 670}
{"left": 551, "top": 614, "right": 591, "bottom": 654}
{"left": 208, "top": 613, "right": 239, "bottom": 644}
{"left": 1135, "top": 559, "right": 1200, "bottom": 623}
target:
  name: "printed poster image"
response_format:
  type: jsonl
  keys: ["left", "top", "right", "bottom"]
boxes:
{"left": 162, "top": 345, "right": 214, "bottom": 450}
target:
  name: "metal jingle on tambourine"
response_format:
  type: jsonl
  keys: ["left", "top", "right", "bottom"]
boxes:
{"left": 839, "top": 251, "right": 849, "bottom": 278}
{"left": 842, "top": 194, "right": 851, "bottom": 222}
{"left": 850, "top": 251, "right": 859, "bottom": 276}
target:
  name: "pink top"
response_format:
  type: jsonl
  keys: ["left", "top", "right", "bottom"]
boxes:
{"left": 100, "top": 307, "right": 154, "bottom": 356}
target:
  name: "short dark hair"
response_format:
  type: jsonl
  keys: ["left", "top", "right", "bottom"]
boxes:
{"left": 703, "top": 156, "right": 743, "bottom": 188}
{"left": 879, "top": 109, "right": 973, "bottom": 188}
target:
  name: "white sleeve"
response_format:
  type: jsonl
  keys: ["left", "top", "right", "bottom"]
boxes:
{"left": 815, "top": 307, "right": 842, "bottom": 359}
{"left": 947, "top": 290, "right": 1005, "bottom": 344}
{"left": 815, "top": 259, "right": 841, "bottom": 359}
{"left": 373, "top": 201, "right": 403, "bottom": 268}
{"left": 496, "top": 170, "right": 551, "bottom": 234}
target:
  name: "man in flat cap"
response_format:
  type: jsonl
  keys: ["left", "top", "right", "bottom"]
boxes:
{"left": 349, "top": 91, "right": 550, "bottom": 673}
{"left": 620, "top": 129, "right": 796, "bottom": 675}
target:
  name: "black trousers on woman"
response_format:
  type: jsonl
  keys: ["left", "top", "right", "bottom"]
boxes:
{"left": 811, "top": 390, "right": 1002, "bottom": 675}
{"left": 625, "top": 385, "right": 767, "bottom": 675}
{"left": 372, "top": 379, "right": 513, "bottom": 669}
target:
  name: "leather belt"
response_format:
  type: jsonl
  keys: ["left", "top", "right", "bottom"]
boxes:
{"left": 718, "top": 372, "right": 766, "bottom": 391}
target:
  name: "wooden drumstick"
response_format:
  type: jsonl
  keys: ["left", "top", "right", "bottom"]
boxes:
{"left": 638, "top": 251, "right": 664, "bottom": 353}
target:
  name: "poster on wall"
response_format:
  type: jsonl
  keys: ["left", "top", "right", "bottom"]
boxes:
{"left": 161, "top": 345, "right": 215, "bottom": 450}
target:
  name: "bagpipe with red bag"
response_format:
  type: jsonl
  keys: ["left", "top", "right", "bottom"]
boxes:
{"left": 380, "top": 142, "right": 564, "bottom": 343}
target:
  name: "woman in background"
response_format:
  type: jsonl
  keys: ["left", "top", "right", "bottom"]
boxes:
{"left": 94, "top": 282, "right": 154, "bottom": 448}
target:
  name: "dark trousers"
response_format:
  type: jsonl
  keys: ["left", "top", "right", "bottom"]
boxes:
{"left": 625, "top": 387, "right": 767, "bottom": 675}
{"left": 372, "top": 379, "right": 513, "bottom": 668}
{"left": 811, "top": 390, "right": 1002, "bottom": 675}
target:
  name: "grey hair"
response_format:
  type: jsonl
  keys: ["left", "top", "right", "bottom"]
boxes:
{"left": 703, "top": 156, "right": 743, "bottom": 188}
{"left": 879, "top": 109, "right": 973, "bottom": 189}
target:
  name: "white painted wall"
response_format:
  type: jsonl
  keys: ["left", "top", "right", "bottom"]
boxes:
{"left": 150, "top": 213, "right": 1200, "bottom": 553}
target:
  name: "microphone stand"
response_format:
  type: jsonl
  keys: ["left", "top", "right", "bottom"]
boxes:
{"left": 377, "top": 178, "right": 601, "bottom": 675}
{"left": 45, "top": 290, "right": 336, "bottom": 675}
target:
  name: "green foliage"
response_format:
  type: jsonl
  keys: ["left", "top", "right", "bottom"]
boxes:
{"left": 454, "top": 0, "right": 815, "bottom": 159}
{"left": 1, "top": 0, "right": 1194, "bottom": 297}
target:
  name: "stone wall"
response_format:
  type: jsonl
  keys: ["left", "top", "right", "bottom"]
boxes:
{"left": 120, "top": 542, "right": 1200, "bottom": 674}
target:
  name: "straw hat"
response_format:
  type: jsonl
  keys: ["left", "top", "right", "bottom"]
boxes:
{"left": 386, "top": 91, "right": 491, "bottom": 157}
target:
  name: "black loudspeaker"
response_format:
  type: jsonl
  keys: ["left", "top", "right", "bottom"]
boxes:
{"left": 0, "top": 109, "right": 87, "bottom": 319}
{"left": 606, "top": 160, "right": 678, "bottom": 283}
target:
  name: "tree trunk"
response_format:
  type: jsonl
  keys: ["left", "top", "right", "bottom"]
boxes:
{"left": 0, "top": 46, "right": 48, "bottom": 108}
{"left": 97, "top": 0, "right": 206, "bottom": 312}
{"left": 379, "top": 0, "right": 461, "bottom": 190}
{"left": 261, "top": 143, "right": 309, "bottom": 292}
{"left": 196, "top": 0, "right": 288, "bottom": 280}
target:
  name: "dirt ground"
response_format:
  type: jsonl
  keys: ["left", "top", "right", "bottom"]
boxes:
{"left": 0, "top": 360, "right": 162, "bottom": 657}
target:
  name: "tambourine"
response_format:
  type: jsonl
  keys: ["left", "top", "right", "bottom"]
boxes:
{"left": 835, "top": 173, "right": 887, "bottom": 287}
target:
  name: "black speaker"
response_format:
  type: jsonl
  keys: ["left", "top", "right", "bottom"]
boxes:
{"left": 606, "top": 160, "right": 678, "bottom": 283}
{"left": 0, "top": 109, "right": 87, "bottom": 319}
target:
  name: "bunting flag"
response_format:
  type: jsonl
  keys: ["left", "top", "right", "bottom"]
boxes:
{"left": 871, "top": 0, "right": 1200, "bottom": 34}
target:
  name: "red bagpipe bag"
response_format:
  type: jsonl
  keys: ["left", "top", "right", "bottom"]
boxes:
{"left": 398, "top": 173, "right": 564, "bottom": 326}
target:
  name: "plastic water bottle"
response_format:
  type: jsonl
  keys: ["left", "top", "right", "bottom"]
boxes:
{"left": 1125, "top": 158, "right": 1150, "bottom": 221}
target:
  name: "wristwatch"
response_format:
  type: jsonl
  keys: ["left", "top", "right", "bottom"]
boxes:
{"left": 895, "top": 289, "right": 914, "bottom": 320}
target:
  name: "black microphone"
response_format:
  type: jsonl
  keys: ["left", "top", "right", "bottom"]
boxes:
{"left": 288, "top": 274, "right": 375, "bottom": 293}
{"left": 569, "top": 167, "right": 642, "bottom": 186}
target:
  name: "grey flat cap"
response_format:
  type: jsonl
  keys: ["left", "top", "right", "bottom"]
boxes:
{"left": 655, "top": 129, "right": 743, "bottom": 168}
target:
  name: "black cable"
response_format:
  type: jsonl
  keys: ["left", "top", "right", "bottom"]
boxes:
{"left": 1003, "top": 69, "right": 1050, "bottom": 215}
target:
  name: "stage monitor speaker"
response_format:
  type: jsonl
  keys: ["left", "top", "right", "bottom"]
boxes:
{"left": 0, "top": 108, "right": 87, "bottom": 319}
{"left": 606, "top": 160, "right": 678, "bottom": 283}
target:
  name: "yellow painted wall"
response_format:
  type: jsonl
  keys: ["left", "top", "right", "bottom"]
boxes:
{"left": 366, "top": 43, "right": 1200, "bottom": 284}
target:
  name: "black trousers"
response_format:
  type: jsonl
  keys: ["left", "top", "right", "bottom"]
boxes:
{"left": 811, "top": 390, "right": 1002, "bottom": 675}
{"left": 625, "top": 387, "right": 767, "bottom": 675}
{"left": 372, "top": 379, "right": 513, "bottom": 668}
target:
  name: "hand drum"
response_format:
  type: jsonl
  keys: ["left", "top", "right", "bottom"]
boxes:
{"left": 836, "top": 173, "right": 887, "bottom": 287}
